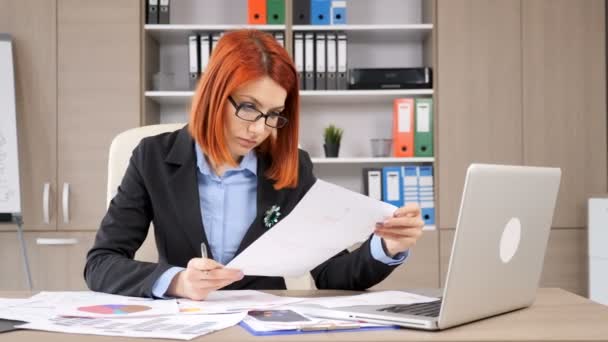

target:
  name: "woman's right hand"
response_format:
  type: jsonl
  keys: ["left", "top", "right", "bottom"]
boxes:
{"left": 167, "top": 258, "right": 244, "bottom": 300}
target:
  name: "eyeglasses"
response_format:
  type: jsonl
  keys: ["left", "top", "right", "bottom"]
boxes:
{"left": 228, "top": 95, "right": 289, "bottom": 129}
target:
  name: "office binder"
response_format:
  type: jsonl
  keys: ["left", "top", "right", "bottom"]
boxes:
{"left": 418, "top": 165, "right": 435, "bottom": 227}
{"left": 147, "top": 0, "right": 159, "bottom": 24}
{"left": 294, "top": 32, "right": 305, "bottom": 89}
{"left": 188, "top": 35, "right": 199, "bottom": 89}
{"left": 402, "top": 166, "right": 419, "bottom": 206}
{"left": 382, "top": 166, "right": 404, "bottom": 208}
{"left": 363, "top": 168, "right": 383, "bottom": 201}
{"left": 326, "top": 33, "right": 337, "bottom": 90}
{"left": 330, "top": 0, "right": 346, "bottom": 24}
{"left": 211, "top": 32, "right": 222, "bottom": 53}
{"left": 293, "top": 0, "right": 310, "bottom": 25}
{"left": 267, "top": 0, "right": 285, "bottom": 24}
{"left": 414, "top": 98, "right": 434, "bottom": 157}
{"left": 274, "top": 32, "right": 285, "bottom": 48}
{"left": 248, "top": 0, "right": 267, "bottom": 24}
{"left": 159, "top": 0, "right": 170, "bottom": 24}
{"left": 314, "top": 33, "right": 326, "bottom": 90}
{"left": 200, "top": 34, "right": 210, "bottom": 74}
{"left": 304, "top": 32, "right": 315, "bottom": 90}
{"left": 393, "top": 98, "right": 415, "bottom": 157}
{"left": 336, "top": 33, "right": 347, "bottom": 89}
{"left": 311, "top": 0, "right": 331, "bottom": 25}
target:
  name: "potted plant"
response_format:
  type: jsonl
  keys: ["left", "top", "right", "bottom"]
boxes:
{"left": 323, "top": 124, "right": 343, "bottom": 158}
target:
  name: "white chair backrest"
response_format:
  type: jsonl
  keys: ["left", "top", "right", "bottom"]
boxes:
{"left": 107, "top": 123, "right": 185, "bottom": 204}
{"left": 106, "top": 124, "right": 315, "bottom": 290}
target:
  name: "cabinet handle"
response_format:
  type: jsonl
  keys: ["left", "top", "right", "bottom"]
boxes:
{"left": 43, "top": 183, "right": 50, "bottom": 224}
{"left": 36, "top": 238, "right": 78, "bottom": 246}
{"left": 62, "top": 183, "right": 70, "bottom": 224}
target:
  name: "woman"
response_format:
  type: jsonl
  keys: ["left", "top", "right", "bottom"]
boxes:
{"left": 85, "top": 30, "right": 424, "bottom": 300}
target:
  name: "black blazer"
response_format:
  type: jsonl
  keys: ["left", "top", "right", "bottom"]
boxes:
{"left": 85, "top": 126, "right": 398, "bottom": 297}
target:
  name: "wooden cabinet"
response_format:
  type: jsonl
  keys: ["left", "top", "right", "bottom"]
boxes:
{"left": 57, "top": 0, "right": 141, "bottom": 230}
{"left": 436, "top": 0, "right": 523, "bottom": 229}
{"left": 437, "top": 0, "right": 606, "bottom": 230}
{"left": 0, "top": 0, "right": 140, "bottom": 232}
{"left": 522, "top": 0, "right": 607, "bottom": 228}
{"left": 0, "top": 232, "right": 95, "bottom": 290}
{"left": 0, "top": 0, "right": 140, "bottom": 290}
{"left": 0, "top": 0, "right": 58, "bottom": 231}
{"left": 26, "top": 232, "right": 97, "bottom": 290}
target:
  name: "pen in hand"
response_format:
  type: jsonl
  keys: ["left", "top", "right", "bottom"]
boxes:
{"left": 201, "top": 242, "right": 208, "bottom": 259}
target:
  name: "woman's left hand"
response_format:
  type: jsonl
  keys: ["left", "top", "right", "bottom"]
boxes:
{"left": 374, "top": 203, "right": 425, "bottom": 257}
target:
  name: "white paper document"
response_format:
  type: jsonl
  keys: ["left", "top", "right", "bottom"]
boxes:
{"left": 227, "top": 179, "right": 397, "bottom": 276}
{"left": 0, "top": 292, "right": 178, "bottom": 322}
{"left": 296, "top": 291, "right": 439, "bottom": 308}
{"left": 177, "top": 290, "right": 304, "bottom": 314}
{"left": 46, "top": 291, "right": 178, "bottom": 318}
{"left": 17, "top": 312, "right": 246, "bottom": 340}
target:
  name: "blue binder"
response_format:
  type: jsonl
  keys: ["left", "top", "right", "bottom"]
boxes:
{"left": 330, "top": 0, "right": 346, "bottom": 24}
{"left": 382, "top": 166, "right": 404, "bottom": 207}
{"left": 418, "top": 165, "right": 435, "bottom": 226}
{"left": 311, "top": 0, "right": 331, "bottom": 25}
{"left": 401, "top": 166, "right": 419, "bottom": 206}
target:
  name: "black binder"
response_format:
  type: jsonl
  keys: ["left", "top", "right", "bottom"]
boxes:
{"left": 293, "top": 0, "right": 311, "bottom": 25}
{"left": 147, "top": 0, "right": 159, "bottom": 24}
{"left": 159, "top": 0, "right": 170, "bottom": 24}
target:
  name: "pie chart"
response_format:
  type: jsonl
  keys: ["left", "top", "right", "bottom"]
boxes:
{"left": 78, "top": 304, "right": 151, "bottom": 315}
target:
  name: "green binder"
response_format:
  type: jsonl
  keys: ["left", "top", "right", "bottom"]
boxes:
{"left": 414, "top": 98, "right": 434, "bottom": 157}
{"left": 267, "top": 0, "right": 285, "bottom": 24}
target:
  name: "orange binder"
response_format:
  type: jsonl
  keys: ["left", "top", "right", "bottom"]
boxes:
{"left": 393, "top": 98, "right": 415, "bottom": 157}
{"left": 248, "top": 0, "right": 267, "bottom": 24}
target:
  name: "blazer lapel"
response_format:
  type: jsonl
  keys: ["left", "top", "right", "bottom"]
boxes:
{"left": 165, "top": 126, "right": 211, "bottom": 258}
{"left": 234, "top": 153, "right": 280, "bottom": 256}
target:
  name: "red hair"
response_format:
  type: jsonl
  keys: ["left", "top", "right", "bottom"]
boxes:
{"left": 189, "top": 30, "right": 300, "bottom": 189}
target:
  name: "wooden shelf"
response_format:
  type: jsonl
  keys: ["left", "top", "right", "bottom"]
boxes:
{"left": 145, "top": 24, "right": 286, "bottom": 44}
{"left": 145, "top": 89, "right": 433, "bottom": 105}
{"left": 292, "top": 24, "right": 433, "bottom": 41}
{"left": 311, "top": 157, "right": 434, "bottom": 164}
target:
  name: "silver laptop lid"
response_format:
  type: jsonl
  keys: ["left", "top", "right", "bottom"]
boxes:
{"left": 438, "top": 164, "right": 561, "bottom": 329}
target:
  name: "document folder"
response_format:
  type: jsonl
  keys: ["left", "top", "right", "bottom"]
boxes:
{"left": 393, "top": 98, "right": 415, "bottom": 157}
{"left": 147, "top": 0, "right": 159, "bottom": 24}
{"left": 382, "top": 166, "right": 404, "bottom": 207}
{"left": 159, "top": 0, "right": 170, "bottom": 24}
{"left": 326, "top": 33, "right": 337, "bottom": 90}
{"left": 414, "top": 98, "right": 434, "bottom": 157}
{"left": 248, "top": 0, "right": 267, "bottom": 24}
{"left": 315, "top": 33, "right": 326, "bottom": 90}
{"left": 311, "top": 0, "right": 331, "bottom": 25}
{"left": 293, "top": 0, "right": 311, "bottom": 24}
{"left": 304, "top": 32, "right": 315, "bottom": 90}
{"left": 267, "top": 0, "right": 285, "bottom": 24}
{"left": 363, "top": 168, "right": 383, "bottom": 201}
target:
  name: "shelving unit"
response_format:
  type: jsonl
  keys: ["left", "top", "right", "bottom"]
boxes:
{"left": 311, "top": 157, "right": 434, "bottom": 164}
{"left": 144, "top": 89, "right": 434, "bottom": 105}
{"left": 142, "top": 0, "right": 436, "bottom": 196}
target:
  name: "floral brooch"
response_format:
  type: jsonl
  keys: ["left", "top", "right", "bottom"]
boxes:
{"left": 264, "top": 205, "right": 281, "bottom": 228}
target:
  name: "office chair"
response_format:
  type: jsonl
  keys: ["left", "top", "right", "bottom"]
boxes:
{"left": 107, "top": 124, "right": 315, "bottom": 290}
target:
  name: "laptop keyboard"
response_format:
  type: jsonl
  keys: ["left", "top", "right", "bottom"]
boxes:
{"left": 377, "top": 300, "right": 442, "bottom": 317}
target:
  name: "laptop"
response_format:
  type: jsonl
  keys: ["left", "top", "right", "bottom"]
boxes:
{"left": 294, "top": 163, "right": 561, "bottom": 330}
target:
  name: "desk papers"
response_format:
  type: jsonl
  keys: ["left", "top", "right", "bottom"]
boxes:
{"left": 17, "top": 312, "right": 247, "bottom": 340}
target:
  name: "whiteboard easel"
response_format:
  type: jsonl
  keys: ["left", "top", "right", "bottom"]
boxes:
{"left": 1, "top": 33, "right": 32, "bottom": 290}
